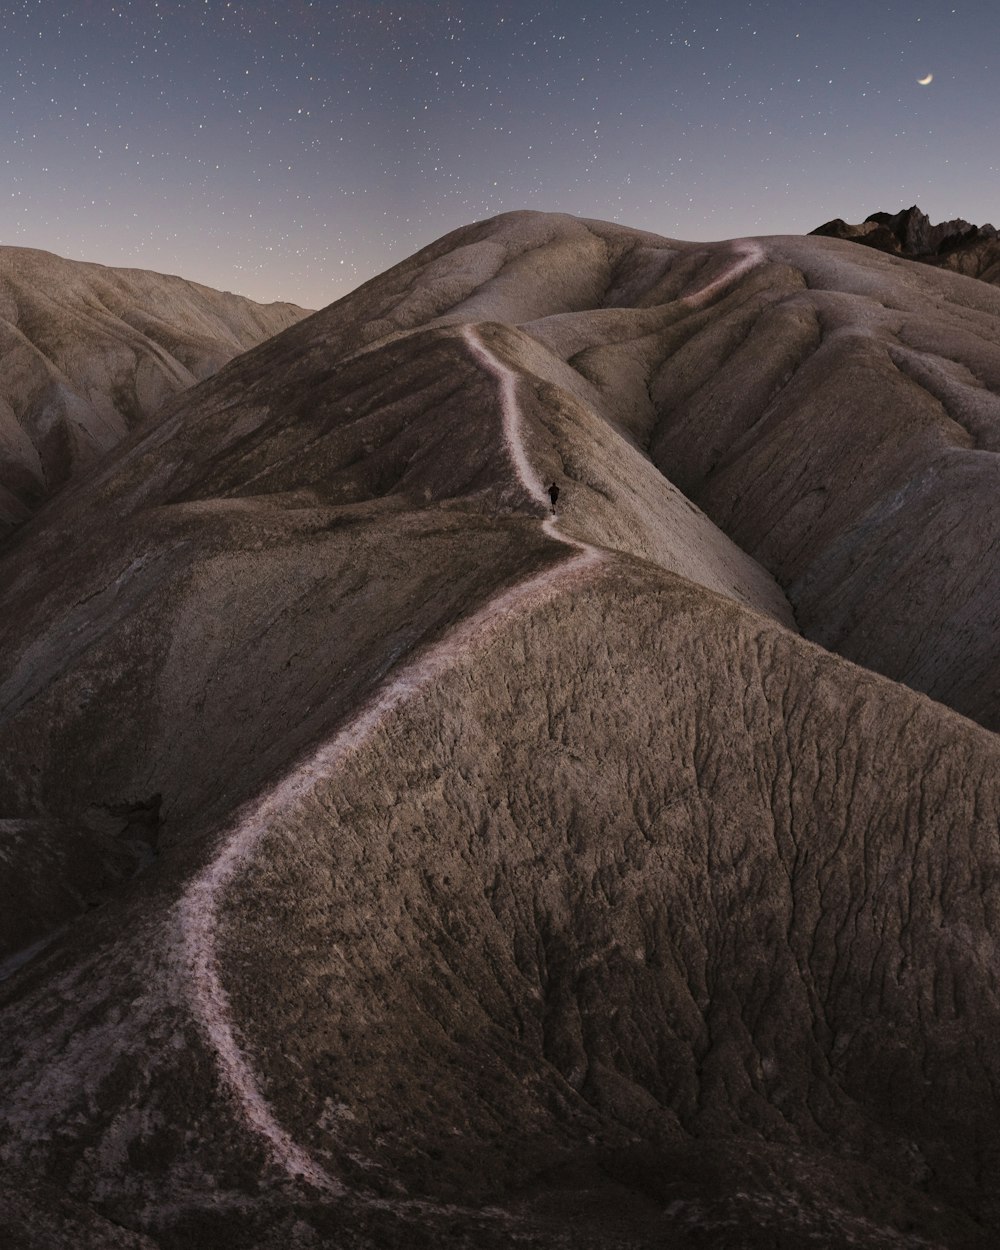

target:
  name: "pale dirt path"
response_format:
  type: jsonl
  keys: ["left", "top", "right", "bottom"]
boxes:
{"left": 175, "top": 324, "right": 604, "bottom": 1195}
{"left": 682, "top": 241, "right": 766, "bottom": 308}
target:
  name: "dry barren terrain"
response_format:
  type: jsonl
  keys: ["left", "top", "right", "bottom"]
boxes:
{"left": 2, "top": 213, "right": 1000, "bottom": 1248}
{"left": 0, "top": 246, "right": 309, "bottom": 536}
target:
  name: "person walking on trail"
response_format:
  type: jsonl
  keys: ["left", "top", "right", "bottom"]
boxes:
{"left": 548, "top": 482, "right": 559, "bottom": 514}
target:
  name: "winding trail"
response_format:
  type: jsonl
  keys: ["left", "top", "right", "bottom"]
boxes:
{"left": 682, "top": 241, "right": 766, "bottom": 309}
{"left": 176, "top": 323, "right": 604, "bottom": 1194}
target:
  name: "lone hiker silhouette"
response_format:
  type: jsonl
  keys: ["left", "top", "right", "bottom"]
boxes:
{"left": 548, "top": 482, "right": 559, "bottom": 514}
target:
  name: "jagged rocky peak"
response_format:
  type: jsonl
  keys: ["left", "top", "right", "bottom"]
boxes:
{"left": 812, "top": 205, "right": 1000, "bottom": 284}
{"left": 864, "top": 205, "right": 997, "bottom": 255}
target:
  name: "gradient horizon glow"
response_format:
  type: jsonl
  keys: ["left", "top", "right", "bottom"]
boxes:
{"left": 2, "top": 0, "right": 996, "bottom": 307}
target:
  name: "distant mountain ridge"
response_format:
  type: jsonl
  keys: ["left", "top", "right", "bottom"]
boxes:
{"left": 812, "top": 205, "right": 1000, "bottom": 284}
{"left": 0, "top": 246, "right": 311, "bottom": 537}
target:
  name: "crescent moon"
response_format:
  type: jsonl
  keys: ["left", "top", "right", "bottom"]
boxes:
{"left": 918, "top": 73, "right": 934, "bottom": 85}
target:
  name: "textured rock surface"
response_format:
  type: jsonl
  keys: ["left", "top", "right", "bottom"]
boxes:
{"left": 0, "top": 246, "right": 309, "bottom": 535}
{"left": 2, "top": 212, "right": 1000, "bottom": 1247}
{"left": 864, "top": 206, "right": 997, "bottom": 257}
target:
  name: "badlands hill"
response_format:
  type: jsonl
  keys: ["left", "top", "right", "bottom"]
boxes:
{"left": 2, "top": 212, "right": 1000, "bottom": 1248}
{"left": 0, "top": 246, "right": 309, "bottom": 536}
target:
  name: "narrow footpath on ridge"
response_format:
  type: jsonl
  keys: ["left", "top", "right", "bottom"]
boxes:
{"left": 175, "top": 322, "right": 606, "bottom": 1195}
{"left": 683, "top": 241, "right": 765, "bottom": 308}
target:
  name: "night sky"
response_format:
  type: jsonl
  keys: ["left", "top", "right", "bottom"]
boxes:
{"left": 2, "top": 1, "right": 996, "bottom": 309}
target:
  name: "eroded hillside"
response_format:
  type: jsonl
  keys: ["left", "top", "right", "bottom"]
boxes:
{"left": 0, "top": 246, "right": 310, "bottom": 536}
{"left": 2, "top": 213, "right": 1000, "bottom": 1249}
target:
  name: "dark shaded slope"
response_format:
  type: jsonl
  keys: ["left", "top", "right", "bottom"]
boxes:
{"left": 812, "top": 206, "right": 1000, "bottom": 286}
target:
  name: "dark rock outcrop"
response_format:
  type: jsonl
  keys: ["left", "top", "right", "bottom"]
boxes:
{"left": 864, "top": 205, "right": 996, "bottom": 256}
{"left": 812, "top": 205, "right": 1000, "bottom": 284}
{"left": 811, "top": 215, "right": 904, "bottom": 254}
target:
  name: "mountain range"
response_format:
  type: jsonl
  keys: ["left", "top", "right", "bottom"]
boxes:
{"left": 2, "top": 215, "right": 1000, "bottom": 1248}
{"left": 812, "top": 205, "right": 1000, "bottom": 285}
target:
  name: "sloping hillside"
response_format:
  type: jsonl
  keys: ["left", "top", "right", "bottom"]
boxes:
{"left": 0, "top": 246, "right": 310, "bottom": 535}
{"left": 2, "top": 213, "right": 1000, "bottom": 1248}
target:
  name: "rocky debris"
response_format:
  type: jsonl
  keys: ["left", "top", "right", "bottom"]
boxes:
{"left": 812, "top": 205, "right": 1000, "bottom": 284}
{"left": 0, "top": 246, "right": 311, "bottom": 537}
{"left": 2, "top": 212, "right": 1000, "bottom": 1246}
